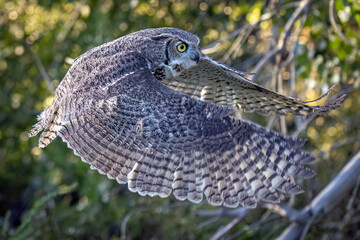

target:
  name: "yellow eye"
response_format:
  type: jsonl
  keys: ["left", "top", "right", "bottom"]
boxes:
{"left": 176, "top": 43, "right": 187, "bottom": 53}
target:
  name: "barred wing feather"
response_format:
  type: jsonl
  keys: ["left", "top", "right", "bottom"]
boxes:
{"left": 57, "top": 66, "right": 316, "bottom": 208}
{"left": 163, "top": 55, "right": 345, "bottom": 116}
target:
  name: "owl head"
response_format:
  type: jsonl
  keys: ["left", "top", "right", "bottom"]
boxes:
{"left": 119, "top": 28, "right": 201, "bottom": 77}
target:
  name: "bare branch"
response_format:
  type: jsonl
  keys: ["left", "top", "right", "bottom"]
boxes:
{"left": 277, "top": 151, "right": 360, "bottom": 240}
{"left": 56, "top": 2, "right": 82, "bottom": 43}
{"left": 292, "top": 114, "right": 317, "bottom": 138}
{"left": 319, "top": 136, "right": 360, "bottom": 160}
{"left": 196, "top": 208, "right": 250, "bottom": 240}
{"left": 27, "top": 46, "right": 54, "bottom": 92}
{"left": 196, "top": 207, "right": 250, "bottom": 219}
{"left": 202, "top": 2, "right": 301, "bottom": 55}
{"left": 252, "top": 0, "right": 313, "bottom": 77}
{"left": 210, "top": 218, "right": 241, "bottom": 240}
{"left": 280, "top": 12, "right": 307, "bottom": 72}
{"left": 263, "top": 203, "right": 305, "bottom": 222}
{"left": 121, "top": 212, "right": 133, "bottom": 240}
{"left": 329, "top": 0, "right": 354, "bottom": 46}
{"left": 340, "top": 176, "right": 360, "bottom": 230}
{"left": 292, "top": 86, "right": 356, "bottom": 138}
{"left": 229, "top": 214, "right": 282, "bottom": 239}
{"left": 220, "top": 27, "right": 252, "bottom": 64}
{"left": 197, "top": 216, "right": 221, "bottom": 229}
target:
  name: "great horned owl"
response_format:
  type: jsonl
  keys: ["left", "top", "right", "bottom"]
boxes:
{"left": 29, "top": 28, "right": 345, "bottom": 208}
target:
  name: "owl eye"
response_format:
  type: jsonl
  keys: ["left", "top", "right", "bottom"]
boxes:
{"left": 176, "top": 42, "right": 187, "bottom": 53}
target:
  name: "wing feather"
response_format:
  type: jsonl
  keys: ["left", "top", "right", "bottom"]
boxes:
{"left": 162, "top": 55, "right": 345, "bottom": 116}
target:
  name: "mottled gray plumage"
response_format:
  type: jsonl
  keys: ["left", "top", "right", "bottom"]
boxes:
{"left": 29, "top": 28, "right": 345, "bottom": 208}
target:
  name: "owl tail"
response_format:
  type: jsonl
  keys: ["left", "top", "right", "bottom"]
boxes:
{"left": 29, "top": 103, "right": 62, "bottom": 148}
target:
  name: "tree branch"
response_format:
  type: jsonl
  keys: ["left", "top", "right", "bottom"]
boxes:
{"left": 252, "top": 0, "right": 313, "bottom": 78}
{"left": 329, "top": 0, "right": 353, "bottom": 47}
{"left": 27, "top": 46, "right": 54, "bottom": 92}
{"left": 277, "top": 151, "right": 360, "bottom": 240}
{"left": 196, "top": 207, "right": 250, "bottom": 219}
{"left": 201, "top": 2, "right": 301, "bottom": 55}
{"left": 210, "top": 217, "right": 241, "bottom": 240}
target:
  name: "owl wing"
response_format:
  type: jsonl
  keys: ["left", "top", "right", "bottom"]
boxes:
{"left": 56, "top": 52, "right": 316, "bottom": 208}
{"left": 162, "top": 55, "right": 345, "bottom": 116}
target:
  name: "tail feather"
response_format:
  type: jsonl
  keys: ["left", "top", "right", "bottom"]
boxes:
{"left": 38, "top": 115, "right": 62, "bottom": 148}
{"left": 29, "top": 103, "right": 61, "bottom": 148}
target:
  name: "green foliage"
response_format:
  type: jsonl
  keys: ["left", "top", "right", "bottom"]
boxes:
{"left": 1, "top": 0, "right": 359, "bottom": 239}
{"left": 1, "top": 183, "right": 77, "bottom": 240}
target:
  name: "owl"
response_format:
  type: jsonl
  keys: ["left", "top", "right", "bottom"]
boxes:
{"left": 29, "top": 28, "right": 345, "bottom": 208}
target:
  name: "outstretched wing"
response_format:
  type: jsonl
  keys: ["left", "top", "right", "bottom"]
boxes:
{"left": 162, "top": 55, "right": 345, "bottom": 116}
{"left": 56, "top": 55, "right": 316, "bottom": 208}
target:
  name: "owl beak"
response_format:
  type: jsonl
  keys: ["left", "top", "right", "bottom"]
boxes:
{"left": 191, "top": 52, "right": 200, "bottom": 63}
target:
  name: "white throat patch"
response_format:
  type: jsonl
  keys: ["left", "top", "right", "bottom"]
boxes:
{"left": 167, "top": 59, "right": 197, "bottom": 78}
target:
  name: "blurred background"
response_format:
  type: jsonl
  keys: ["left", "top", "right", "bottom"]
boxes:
{"left": 0, "top": 0, "right": 359, "bottom": 239}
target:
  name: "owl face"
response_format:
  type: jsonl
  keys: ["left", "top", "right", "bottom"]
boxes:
{"left": 167, "top": 38, "right": 200, "bottom": 68}
{"left": 159, "top": 34, "right": 200, "bottom": 78}
{"left": 120, "top": 28, "right": 201, "bottom": 78}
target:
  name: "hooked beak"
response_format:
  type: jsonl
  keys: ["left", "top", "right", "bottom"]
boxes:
{"left": 190, "top": 52, "right": 200, "bottom": 63}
